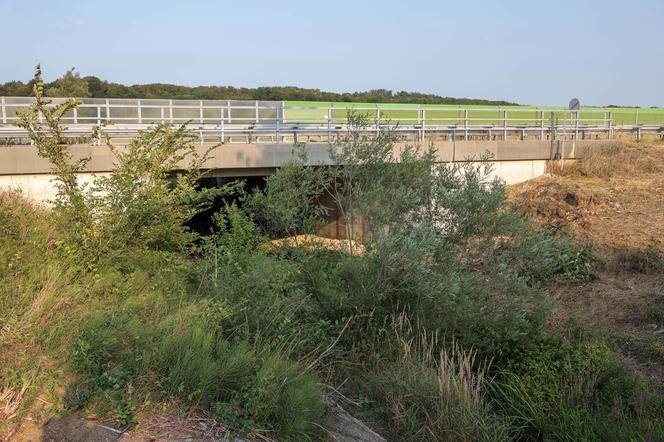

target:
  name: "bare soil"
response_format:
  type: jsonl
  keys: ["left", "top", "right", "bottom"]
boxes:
{"left": 509, "top": 140, "right": 664, "bottom": 251}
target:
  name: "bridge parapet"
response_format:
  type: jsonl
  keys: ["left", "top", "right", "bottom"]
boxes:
{"left": 3, "top": 97, "right": 661, "bottom": 144}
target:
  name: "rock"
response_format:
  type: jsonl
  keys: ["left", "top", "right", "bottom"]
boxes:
{"left": 43, "top": 413, "right": 122, "bottom": 442}
{"left": 327, "top": 405, "right": 386, "bottom": 442}
{"left": 645, "top": 323, "right": 658, "bottom": 330}
{"left": 653, "top": 329, "right": 664, "bottom": 335}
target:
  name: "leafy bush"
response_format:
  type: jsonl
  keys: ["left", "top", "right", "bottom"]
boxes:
{"left": 243, "top": 145, "right": 330, "bottom": 239}
{"left": 490, "top": 336, "right": 664, "bottom": 441}
{"left": 16, "top": 66, "right": 230, "bottom": 260}
{"left": 495, "top": 227, "right": 595, "bottom": 284}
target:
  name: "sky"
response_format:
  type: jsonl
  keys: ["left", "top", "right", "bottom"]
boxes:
{"left": 1, "top": 0, "right": 663, "bottom": 106}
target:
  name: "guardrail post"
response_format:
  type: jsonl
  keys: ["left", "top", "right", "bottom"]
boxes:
{"left": 376, "top": 107, "right": 380, "bottom": 133}
{"left": 422, "top": 109, "right": 426, "bottom": 141}
{"left": 220, "top": 107, "right": 225, "bottom": 143}
{"left": 73, "top": 107, "right": 78, "bottom": 124}
{"left": 160, "top": 106, "right": 164, "bottom": 123}
{"left": 95, "top": 105, "right": 101, "bottom": 145}
{"left": 327, "top": 107, "right": 332, "bottom": 142}
{"left": 464, "top": 109, "right": 468, "bottom": 140}
{"left": 169, "top": 100, "right": 173, "bottom": 123}
{"left": 275, "top": 106, "right": 280, "bottom": 143}
{"left": 574, "top": 110, "right": 579, "bottom": 140}
{"left": 255, "top": 100, "right": 259, "bottom": 123}
{"left": 636, "top": 107, "right": 639, "bottom": 126}
{"left": 1, "top": 97, "right": 5, "bottom": 124}
{"left": 199, "top": 100, "right": 204, "bottom": 124}
{"left": 281, "top": 101, "right": 286, "bottom": 124}
{"left": 137, "top": 99, "right": 142, "bottom": 124}
{"left": 539, "top": 110, "right": 544, "bottom": 140}
{"left": 106, "top": 99, "right": 110, "bottom": 122}
{"left": 550, "top": 111, "right": 556, "bottom": 144}
{"left": 227, "top": 100, "right": 231, "bottom": 124}
{"left": 503, "top": 110, "right": 508, "bottom": 140}
{"left": 608, "top": 111, "right": 613, "bottom": 139}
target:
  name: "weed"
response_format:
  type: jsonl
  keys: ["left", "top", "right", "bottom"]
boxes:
{"left": 362, "top": 315, "right": 510, "bottom": 441}
{"left": 617, "top": 246, "right": 664, "bottom": 273}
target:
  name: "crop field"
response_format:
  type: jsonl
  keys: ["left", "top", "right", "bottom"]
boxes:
{"left": 284, "top": 101, "right": 664, "bottom": 126}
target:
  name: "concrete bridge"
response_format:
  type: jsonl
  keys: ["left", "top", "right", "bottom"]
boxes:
{"left": 0, "top": 97, "right": 628, "bottom": 203}
{"left": 0, "top": 136, "right": 618, "bottom": 203}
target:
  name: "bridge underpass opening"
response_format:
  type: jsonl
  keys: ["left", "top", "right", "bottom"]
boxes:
{"left": 185, "top": 175, "right": 267, "bottom": 236}
{"left": 184, "top": 173, "right": 349, "bottom": 241}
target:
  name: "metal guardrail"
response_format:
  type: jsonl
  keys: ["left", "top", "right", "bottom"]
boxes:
{"left": 1, "top": 97, "right": 662, "bottom": 144}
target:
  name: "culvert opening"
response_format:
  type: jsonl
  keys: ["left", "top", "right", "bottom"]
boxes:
{"left": 185, "top": 175, "right": 268, "bottom": 236}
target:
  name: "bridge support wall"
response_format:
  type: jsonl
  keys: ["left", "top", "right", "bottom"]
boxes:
{"left": 0, "top": 139, "right": 617, "bottom": 204}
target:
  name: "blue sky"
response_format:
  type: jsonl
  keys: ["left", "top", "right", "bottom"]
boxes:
{"left": 1, "top": 0, "right": 663, "bottom": 106}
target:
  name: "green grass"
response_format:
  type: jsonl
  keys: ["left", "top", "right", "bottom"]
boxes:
{"left": 284, "top": 100, "right": 664, "bottom": 126}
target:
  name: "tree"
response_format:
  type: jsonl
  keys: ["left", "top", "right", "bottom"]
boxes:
{"left": 46, "top": 67, "right": 90, "bottom": 98}
{"left": 0, "top": 80, "right": 32, "bottom": 96}
{"left": 16, "top": 65, "right": 91, "bottom": 241}
{"left": 18, "top": 65, "right": 228, "bottom": 259}
{"left": 243, "top": 144, "right": 330, "bottom": 242}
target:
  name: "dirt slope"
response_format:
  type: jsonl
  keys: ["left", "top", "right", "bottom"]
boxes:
{"left": 509, "top": 140, "right": 664, "bottom": 251}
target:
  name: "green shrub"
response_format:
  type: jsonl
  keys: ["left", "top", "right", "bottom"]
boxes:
{"left": 295, "top": 227, "right": 551, "bottom": 360}
{"left": 156, "top": 325, "right": 323, "bottom": 440}
{"left": 71, "top": 310, "right": 150, "bottom": 378}
{"left": 243, "top": 144, "right": 330, "bottom": 239}
{"left": 72, "top": 305, "right": 324, "bottom": 440}
{"left": 497, "top": 228, "right": 595, "bottom": 284}
{"left": 240, "top": 352, "right": 324, "bottom": 441}
{"left": 490, "top": 336, "right": 664, "bottom": 441}
{"left": 619, "top": 246, "right": 664, "bottom": 273}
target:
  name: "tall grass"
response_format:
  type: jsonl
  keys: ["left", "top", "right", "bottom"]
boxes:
{"left": 364, "top": 314, "right": 509, "bottom": 441}
{"left": 71, "top": 308, "right": 325, "bottom": 440}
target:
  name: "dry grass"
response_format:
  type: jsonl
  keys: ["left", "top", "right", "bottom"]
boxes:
{"left": 121, "top": 409, "right": 275, "bottom": 441}
{"left": 511, "top": 140, "right": 664, "bottom": 250}
{"left": 393, "top": 318, "right": 489, "bottom": 416}
{"left": 267, "top": 234, "right": 365, "bottom": 255}
{"left": 0, "top": 372, "right": 36, "bottom": 442}
{"left": 547, "top": 141, "right": 657, "bottom": 178}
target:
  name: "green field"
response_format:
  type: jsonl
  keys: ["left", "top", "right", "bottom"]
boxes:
{"left": 284, "top": 101, "right": 664, "bottom": 126}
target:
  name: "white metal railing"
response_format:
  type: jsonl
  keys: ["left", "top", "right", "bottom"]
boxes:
{"left": 1, "top": 97, "right": 661, "bottom": 143}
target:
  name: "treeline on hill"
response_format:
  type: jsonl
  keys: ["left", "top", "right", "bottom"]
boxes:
{"left": 2, "top": 67, "right": 664, "bottom": 441}
{"left": 0, "top": 67, "right": 518, "bottom": 105}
